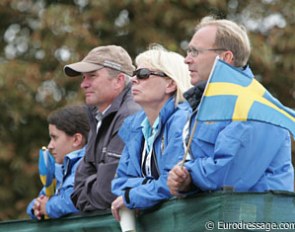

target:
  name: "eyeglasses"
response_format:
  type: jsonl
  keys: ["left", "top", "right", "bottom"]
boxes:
{"left": 186, "top": 47, "right": 227, "bottom": 57}
{"left": 133, "top": 68, "right": 168, "bottom": 80}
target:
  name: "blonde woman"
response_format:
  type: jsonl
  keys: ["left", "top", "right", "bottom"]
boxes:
{"left": 111, "top": 45, "right": 192, "bottom": 221}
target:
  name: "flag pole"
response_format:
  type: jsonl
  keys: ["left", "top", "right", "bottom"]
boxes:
{"left": 179, "top": 57, "right": 220, "bottom": 168}
{"left": 179, "top": 119, "right": 198, "bottom": 167}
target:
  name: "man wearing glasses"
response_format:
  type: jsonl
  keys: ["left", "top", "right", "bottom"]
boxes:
{"left": 167, "top": 16, "right": 294, "bottom": 195}
{"left": 63, "top": 45, "right": 141, "bottom": 211}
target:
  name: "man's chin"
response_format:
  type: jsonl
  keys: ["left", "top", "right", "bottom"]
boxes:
{"left": 85, "top": 98, "right": 96, "bottom": 106}
{"left": 190, "top": 78, "right": 199, "bottom": 86}
{"left": 191, "top": 76, "right": 206, "bottom": 86}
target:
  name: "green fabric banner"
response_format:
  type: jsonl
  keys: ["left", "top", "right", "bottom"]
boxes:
{"left": 1, "top": 191, "right": 295, "bottom": 231}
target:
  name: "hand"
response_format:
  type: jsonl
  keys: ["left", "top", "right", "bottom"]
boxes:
{"left": 32, "top": 198, "right": 42, "bottom": 220}
{"left": 167, "top": 165, "right": 192, "bottom": 196}
{"left": 38, "top": 195, "right": 49, "bottom": 217}
{"left": 111, "top": 196, "right": 125, "bottom": 221}
{"left": 33, "top": 195, "right": 49, "bottom": 220}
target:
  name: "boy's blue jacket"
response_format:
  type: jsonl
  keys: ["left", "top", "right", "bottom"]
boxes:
{"left": 112, "top": 98, "right": 191, "bottom": 209}
{"left": 27, "top": 147, "right": 85, "bottom": 219}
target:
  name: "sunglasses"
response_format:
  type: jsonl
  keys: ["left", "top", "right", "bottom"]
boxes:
{"left": 133, "top": 68, "right": 168, "bottom": 80}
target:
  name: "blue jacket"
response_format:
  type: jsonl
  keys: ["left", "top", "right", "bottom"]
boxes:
{"left": 112, "top": 98, "right": 191, "bottom": 209}
{"left": 184, "top": 66, "right": 294, "bottom": 192}
{"left": 186, "top": 120, "right": 294, "bottom": 192}
{"left": 27, "top": 147, "right": 85, "bottom": 219}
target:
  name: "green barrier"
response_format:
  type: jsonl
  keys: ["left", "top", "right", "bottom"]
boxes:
{"left": 1, "top": 191, "right": 295, "bottom": 232}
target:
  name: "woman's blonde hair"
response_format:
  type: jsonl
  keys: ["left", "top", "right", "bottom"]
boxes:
{"left": 135, "top": 44, "right": 192, "bottom": 105}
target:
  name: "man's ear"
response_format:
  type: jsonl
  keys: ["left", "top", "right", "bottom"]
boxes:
{"left": 114, "top": 73, "right": 126, "bottom": 89}
{"left": 166, "top": 79, "right": 177, "bottom": 95}
{"left": 221, "top": 50, "right": 234, "bottom": 65}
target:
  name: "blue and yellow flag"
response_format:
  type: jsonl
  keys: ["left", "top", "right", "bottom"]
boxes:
{"left": 197, "top": 58, "right": 295, "bottom": 138}
{"left": 39, "top": 147, "right": 56, "bottom": 197}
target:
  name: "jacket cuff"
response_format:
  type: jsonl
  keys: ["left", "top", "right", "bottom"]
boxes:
{"left": 142, "top": 178, "right": 149, "bottom": 185}
{"left": 124, "top": 188, "right": 131, "bottom": 204}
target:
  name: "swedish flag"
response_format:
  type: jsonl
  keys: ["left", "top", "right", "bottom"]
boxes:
{"left": 39, "top": 147, "right": 56, "bottom": 197}
{"left": 197, "top": 58, "right": 295, "bottom": 138}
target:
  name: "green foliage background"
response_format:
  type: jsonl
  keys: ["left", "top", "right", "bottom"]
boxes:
{"left": 0, "top": 0, "right": 294, "bottom": 220}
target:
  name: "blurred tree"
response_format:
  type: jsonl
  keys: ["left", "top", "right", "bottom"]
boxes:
{"left": 0, "top": 0, "right": 294, "bottom": 220}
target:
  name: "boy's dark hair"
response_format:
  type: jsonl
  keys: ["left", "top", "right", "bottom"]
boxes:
{"left": 47, "top": 105, "right": 90, "bottom": 142}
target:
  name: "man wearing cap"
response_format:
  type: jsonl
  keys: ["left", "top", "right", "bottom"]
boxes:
{"left": 64, "top": 45, "right": 141, "bottom": 211}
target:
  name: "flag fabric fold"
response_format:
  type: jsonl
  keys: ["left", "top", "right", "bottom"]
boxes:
{"left": 39, "top": 147, "right": 56, "bottom": 197}
{"left": 197, "top": 58, "right": 295, "bottom": 138}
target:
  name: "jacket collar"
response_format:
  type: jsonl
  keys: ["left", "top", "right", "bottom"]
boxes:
{"left": 63, "top": 146, "right": 85, "bottom": 177}
{"left": 183, "top": 81, "right": 206, "bottom": 111}
{"left": 158, "top": 97, "right": 177, "bottom": 127}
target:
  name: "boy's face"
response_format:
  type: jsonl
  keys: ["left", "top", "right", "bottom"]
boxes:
{"left": 47, "top": 124, "right": 75, "bottom": 164}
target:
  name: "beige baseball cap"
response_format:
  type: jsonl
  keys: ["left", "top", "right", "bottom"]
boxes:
{"left": 64, "top": 45, "right": 135, "bottom": 77}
